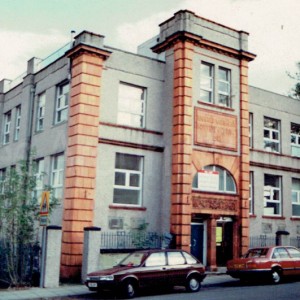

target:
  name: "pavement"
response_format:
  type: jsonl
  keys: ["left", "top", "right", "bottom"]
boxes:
{"left": 0, "top": 269, "right": 230, "bottom": 300}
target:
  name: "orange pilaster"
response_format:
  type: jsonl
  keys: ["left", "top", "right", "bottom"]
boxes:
{"left": 171, "top": 40, "right": 194, "bottom": 251}
{"left": 239, "top": 59, "right": 250, "bottom": 256}
{"left": 60, "top": 45, "right": 110, "bottom": 279}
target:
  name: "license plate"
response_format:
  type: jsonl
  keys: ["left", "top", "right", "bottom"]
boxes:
{"left": 88, "top": 282, "right": 97, "bottom": 288}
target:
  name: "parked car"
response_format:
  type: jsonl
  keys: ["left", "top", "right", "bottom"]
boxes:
{"left": 227, "top": 246, "right": 300, "bottom": 284}
{"left": 85, "top": 249, "right": 206, "bottom": 298}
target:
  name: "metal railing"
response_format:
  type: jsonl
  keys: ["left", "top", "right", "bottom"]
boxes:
{"left": 100, "top": 231, "right": 172, "bottom": 250}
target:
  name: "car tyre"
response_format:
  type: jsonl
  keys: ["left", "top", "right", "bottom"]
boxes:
{"left": 186, "top": 275, "right": 201, "bottom": 292}
{"left": 271, "top": 269, "right": 282, "bottom": 284}
{"left": 121, "top": 279, "right": 137, "bottom": 299}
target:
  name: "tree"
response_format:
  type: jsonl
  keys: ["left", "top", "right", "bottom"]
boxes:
{"left": 288, "top": 62, "right": 300, "bottom": 99}
{"left": 0, "top": 156, "right": 58, "bottom": 287}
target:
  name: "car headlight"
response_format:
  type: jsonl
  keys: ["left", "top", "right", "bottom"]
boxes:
{"left": 99, "top": 275, "right": 114, "bottom": 281}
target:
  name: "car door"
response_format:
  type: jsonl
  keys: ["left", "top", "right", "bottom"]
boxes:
{"left": 165, "top": 251, "right": 189, "bottom": 286}
{"left": 286, "top": 247, "right": 300, "bottom": 275}
{"left": 138, "top": 252, "right": 167, "bottom": 288}
{"left": 274, "top": 247, "right": 295, "bottom": 276}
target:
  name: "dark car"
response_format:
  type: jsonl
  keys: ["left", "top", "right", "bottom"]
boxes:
{"left": 85, "top": 249, "right": 206, "bottom": 298}
{"left": 227, "top": 246, "right": 300, "bottom": 284}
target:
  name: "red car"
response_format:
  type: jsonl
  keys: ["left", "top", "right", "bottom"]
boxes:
{"left": 85, "top": 249, "right": 206, "bottom": 298}
{"left": 227, "top": 246, "right": 300, "bottom": 284}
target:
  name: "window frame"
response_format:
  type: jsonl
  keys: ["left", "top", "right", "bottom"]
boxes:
{"left": 249, "top": 171, "right": 254, "bottom": 215}
{"left": 218, "top": 67, "right": 231, "bottom": 107}
{"left": 14, "top": 105, "right": 21, "bottom": 141}
{"left": 34, "top": 158, "right": 45, "bottom": 201}
{"left": 200, "top": 62, "right": 214, "bottom": 104}
{"left": 249, "top": 113, "right": 253, "bottom": 148}
{"left": 117, "top": 82, "right": 146, "bottom": 128}
{"left": 263, "top": 174, "right": 282, "bottom": 216}
{"left": 37, "top": 92, "right": 46, "bottom": 132}
{"left": 50, "top": 153, "right": 64, "bottom": 200}
{"left": 3, "top": 111, "right": 12, "bottom": 145}
{"left": 54, "top": 83, "right": 69, "bottom": 125}
{"left": 292, "top": 178, "right": 300, "bottom": 217}
{"left": 263, "top": 117, "right": 280, "bottom": 153}
{"left": 113, "top": 153, "right": 143, "bottom": 206}
{"left": 291, "top": 123, "right": 300, "bottom": 157}
{"left": 192, "top": 165, "right": 236, "bottom": 194}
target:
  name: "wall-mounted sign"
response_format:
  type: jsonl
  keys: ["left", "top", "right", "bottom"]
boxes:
{"left": 194, "top": 108, "right": 237, "bottom": 151}
{"left": 198, "top": 170, "right": 219, "bottom": 192}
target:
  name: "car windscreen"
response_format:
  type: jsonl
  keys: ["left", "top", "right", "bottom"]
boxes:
{"left": 118, "top": 252, "right": 145, "bottom": 267}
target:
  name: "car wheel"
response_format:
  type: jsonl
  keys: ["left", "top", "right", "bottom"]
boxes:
{"left": 186, "top": 275, "right": 201, "bottom": 292}
{"left": 122, "top": 280, "right": 137, "bottom": 299}
{"left": 271, "top": 269, "right": 282, "bottom": 284}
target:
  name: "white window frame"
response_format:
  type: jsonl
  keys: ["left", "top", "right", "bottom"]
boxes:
{"left": 14, "top": 105, "right": 21, "bottom": 141}
{"left": 0, "top": 168, "right": 6, "bottom": 195}
{"left": 264, "top": 117, "right": 280, "bottom": 153}
{"left": 291, "top": 123, "right": 300, "bottom": 157}
{"left": 3, "top": 111, "right": 11, "bottom": 145}
{"left": 249, "top": 113, "right": 253, "bottom": 148}
{"left": 117, "top": 83, "right": 146, "bottom": 128}
{"left": 218, "top": 67, "right": 231, "bottom": 107}
{"left": 113, "top": 153, "right": 143, "bottom": 206}
{"left": 34, "top": 158, "right": 45, "bottom": 201}
{"left": 263, "top": 174, "right": 282, "bottom": 216}
{"left": 200, "top": 62, "right": 214, "bottom": 103}
{"left": 249, "top": 171, "right": 254, "bottom": 215}
{"left": 292, "top": 178, "right": 300, "bottom": 217}
{"left": 51, "top": 154, "right": 64, "bottom": 200}
{"left": 192, "top": 165, "right": 236, "bottom": 194}
{"left": 55, "top": 83, "right": 69, "bottom": 124}
{"left": 37, "top": 93, "right": 46, "bottom": 131}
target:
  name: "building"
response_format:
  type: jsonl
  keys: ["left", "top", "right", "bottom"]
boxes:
{"left": 0, "top": 10, "right": 299, "bottom": 279}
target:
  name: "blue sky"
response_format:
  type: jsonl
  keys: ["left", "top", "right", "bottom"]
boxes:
{"left": 1, "top": 0, "right": 300, "bottom": 96}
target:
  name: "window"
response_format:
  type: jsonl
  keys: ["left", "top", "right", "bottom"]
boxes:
{"left": 0, "top": 168, "right": 6, "bottom": 194}
{"left": 291, "top": 123, "right": 300, "bottom": 157}
{"left": 117, "top": 83, "right": 146, "bottom": 128}
{"left": 264, "top": 117, "right": 280, "bottom": 153}
{"left": 167, "top": 251, "right": 185, "bottom": 265}
{"left": 264, "top": 174, "right": 281, "bottom": 216}
{"left": 55, "top": 83, "right": 69, "bottom": 124}
{"left": 249, "top": 171, "right": 254, "bottom": 215}
{"left": 287, "top": 247, "right": 300, "bottom": 258}
{"left": 249, "top": 113, "right": 253, "bottom": 148}
{"left": 218, "top": 67, "right": 231, "bottom": 107}
{"left": 37, "top": 93, "right": 46, "bottom": 131}
{"left": 192, "top": 165, "right": 236, "bottom": 193}
{"left": 200, "top": 63, "right": 213, "bottom": 103}
{"left": 34, "top": 158, "right": 45, "bottom": 201}
{"left": 51, "top": 154, "right": 64, "bottom": 200}
{"left": 292, "top": 178, "right": 300, "bottom": 217}
{"left": 3, "top": 111, "right": 11, "bottom": 144}
{"left": 14, "top": 105, "right": 21, "bottom": 141}
{"left": 113, "top": 153, "right": 143, "bottom": 205}
{"left": 200, "top": 62, "right": 232, "bottom": 108}
{"left": 145, "top": 252, "right": 166, "bottom": 267}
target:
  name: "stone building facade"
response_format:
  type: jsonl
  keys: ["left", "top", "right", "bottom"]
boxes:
{"left": 1, "top": 10, "right": 299, "bottom": 279}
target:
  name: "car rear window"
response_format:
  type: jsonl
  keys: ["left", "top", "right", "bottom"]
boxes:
{"left": 182, "top": 251, "right": 197, "bottom": 264}
{"left": 245, "top": 248, "right": 268, "bottom": 258}
{"left": 287, "top": 248, "right": 300, "bottom": 258}
{"left": 273, "top": 248, "right": 289, "bottom": 259}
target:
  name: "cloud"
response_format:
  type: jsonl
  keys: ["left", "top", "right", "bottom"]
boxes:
{"left": 0, "top": 30, "right": 68, "bottom": 81}
{"left": 115, "top": 0, "right": 300, "bottom": 95}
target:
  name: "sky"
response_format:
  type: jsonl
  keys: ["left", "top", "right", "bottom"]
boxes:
{"left": 1, "top": 0, "right": 299, "bottom": 96}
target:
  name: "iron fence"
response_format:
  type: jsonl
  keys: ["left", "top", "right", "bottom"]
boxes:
{"left": 249, "top": 235, "right": 276, "bottom": 248}
{"left": 100, "top": 231, "right": 172, "bottom": 250}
